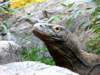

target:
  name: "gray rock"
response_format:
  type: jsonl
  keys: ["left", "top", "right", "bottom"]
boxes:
{"left": 0, "top": 41, "right": 22, "bottom": 64}
{"left": 0, "top": 61, "right": 79, "bottom": 75}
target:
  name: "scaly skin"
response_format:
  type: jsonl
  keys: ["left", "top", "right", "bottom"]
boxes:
{"left": 33, "top": 23, "right": 100, "bottom": 75}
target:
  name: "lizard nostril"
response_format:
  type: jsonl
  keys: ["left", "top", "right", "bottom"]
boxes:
{"left": 40, "top": 25, "right": 43, "bottom": 27}
{"left": 1, "top": 33, "right": 7, "bottom": 36}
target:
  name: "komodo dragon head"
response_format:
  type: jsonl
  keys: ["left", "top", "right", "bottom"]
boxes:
{"left": 33, "top": 23, "right": 67, "bottom": 43}
{"left": 33, "top": 23, "right": 82, "bottom": 55}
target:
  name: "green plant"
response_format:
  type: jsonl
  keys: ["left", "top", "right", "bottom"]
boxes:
{"left": 21, "top": 47, "right": 55, "bottom": 65}
{"left": 86, "top": 3, "right": 100, "bottom": 54}
{"left": 86, "top": 34, "right": 100, "bottom": 54}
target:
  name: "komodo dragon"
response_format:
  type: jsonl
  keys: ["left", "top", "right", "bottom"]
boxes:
{"left": 33, "top": 23, "right": 100, "bottom": 75}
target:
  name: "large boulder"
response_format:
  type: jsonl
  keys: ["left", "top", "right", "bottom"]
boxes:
{"left": 0, "top": 41, "right": 22, "bottom": 64}
{"left": 0, "top": 61, "right": 79, "bottom": 75}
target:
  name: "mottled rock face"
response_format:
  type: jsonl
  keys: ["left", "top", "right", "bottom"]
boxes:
{"left": 8, "top": 21, "right": 44, "bottom": 48}
{"left": 0, "top": 41, "right": 22, "bottom": 64}
{"left": 0, "top": 61, "right": 79, "bottom": 75}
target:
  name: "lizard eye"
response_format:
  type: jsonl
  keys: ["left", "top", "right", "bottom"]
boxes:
{"left": 53, "top": 25, "right": 61, "bottom": 32}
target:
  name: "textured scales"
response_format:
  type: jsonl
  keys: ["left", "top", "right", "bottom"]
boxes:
{"left": 33, "top": 23, "right": 100, "bottom": 75}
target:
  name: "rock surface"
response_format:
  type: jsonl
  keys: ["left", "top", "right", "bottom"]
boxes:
{"left": 0, "top": 41, "right": 22, "bottom": 64}
{"left": 0, "top": 61, "right": 79, "bottom": 75}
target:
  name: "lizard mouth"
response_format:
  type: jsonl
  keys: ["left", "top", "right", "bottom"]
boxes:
{"left": 33, "top": 27, "right": 50, "bottom": 41}
{"left": 33, "top": 28, "right": 45, "bottom": 36}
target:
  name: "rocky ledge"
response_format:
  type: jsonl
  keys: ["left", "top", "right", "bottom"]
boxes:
{"left": 0, "top": 61, "right": 79, "bottom": 75}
